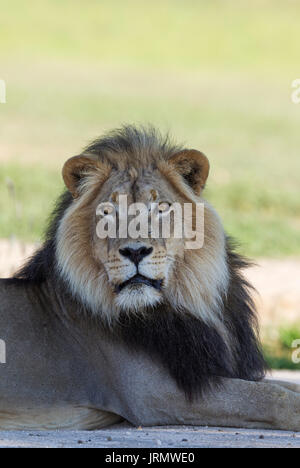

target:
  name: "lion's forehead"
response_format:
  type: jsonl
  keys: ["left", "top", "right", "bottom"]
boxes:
{"left": 97, "top": 170, "right": 177, "bottom": 204}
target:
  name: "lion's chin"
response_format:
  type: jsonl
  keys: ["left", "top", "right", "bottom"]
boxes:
{"left": 114, "top": 284, "right": 162, "bottom": 312}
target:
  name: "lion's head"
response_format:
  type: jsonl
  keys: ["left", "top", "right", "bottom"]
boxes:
{"left": 55, "top": 126, "right": 228, "bottom": 329}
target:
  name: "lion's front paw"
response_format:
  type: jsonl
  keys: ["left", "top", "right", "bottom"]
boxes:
{"left": 273, "top": 386, "right": 300, "bottom": 432}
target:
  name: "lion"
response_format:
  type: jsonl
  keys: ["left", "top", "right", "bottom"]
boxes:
{"left": 0, "top": 125, "right": 299, "bottom": 431}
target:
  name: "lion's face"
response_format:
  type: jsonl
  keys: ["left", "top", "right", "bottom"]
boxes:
{"left": 92, "top": 168, "right": 185, "bottom": 311}
{"left": 56, "top": 129, "right": 228, "bottom": 327}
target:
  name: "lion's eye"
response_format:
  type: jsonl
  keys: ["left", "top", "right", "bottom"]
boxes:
{"left": 97, "top": 203, "right": 115, "bottom": 216}
{"left": 158, "top": 202, "right": 171, "bottom": 214}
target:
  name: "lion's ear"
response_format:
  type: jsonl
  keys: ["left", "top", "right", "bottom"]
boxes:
{"left": 168, "top": 149, "right": 210, "bottom": 195}
{"left": 62, "top": 155, "right": 105, "bottom": 198}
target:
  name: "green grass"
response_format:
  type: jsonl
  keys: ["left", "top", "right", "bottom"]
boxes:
{"left": 0, "top": 0, "right": 299, "bottom": 73}
{"left": 0, "top": 0, "right": 300, "bottom": 256}
{"left": 263, "top": 326, "right": 300, "bottom": 370}
{"left": 0, "top": 164, "right": 63, "bottom": 241}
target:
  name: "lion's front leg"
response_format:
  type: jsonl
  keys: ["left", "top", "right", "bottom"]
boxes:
{"left": 191, "top": 378, "right": 300, "bottom": 432}
{"left": 115, "top": 370, "right": 300, "bottom": 431}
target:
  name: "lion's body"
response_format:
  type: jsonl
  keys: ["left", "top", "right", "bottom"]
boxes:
{"left": 0, "top": 125, "right": 299, "bottom": 431}
{"left": 1, "top": 278, "right": 300, "bottom": 431}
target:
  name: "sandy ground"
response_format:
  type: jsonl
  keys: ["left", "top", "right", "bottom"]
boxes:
{"left": 0, "top": 239, "right": 38, "bottom": 278}
{"left": 247, "top": 259, "right": 300, "bottom": 328}
{"left": 0, "top": 240, "right": 300, "bottom": 447}
{"left": 0, "top": 423, "right": 300, "bottom": 448}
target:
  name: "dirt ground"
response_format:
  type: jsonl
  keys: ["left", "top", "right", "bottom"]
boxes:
{"left": 0, "top": 419, "right": 300, "bottom": 448}
{"left": 1, "top": 239, "right": 299, "bottom": 328}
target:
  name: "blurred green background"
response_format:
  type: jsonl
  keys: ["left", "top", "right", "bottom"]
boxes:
{"left": 0, "top": 0, "right": 300, "bottom": 256}
{"left": 0, "top": 0, "right": 300, "bottom": 368}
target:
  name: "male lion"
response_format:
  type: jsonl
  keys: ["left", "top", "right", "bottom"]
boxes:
{"left": 0, "top": 125, "right": 299, "bottom": 431}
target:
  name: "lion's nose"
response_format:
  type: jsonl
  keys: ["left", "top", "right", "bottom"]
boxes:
{"left": 119, "top": 245, "right": 153, "bottom": 265}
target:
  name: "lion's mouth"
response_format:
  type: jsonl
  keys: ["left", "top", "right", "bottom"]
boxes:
{"left": 116, "top": 274, "right": 163, "bottom": 293}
